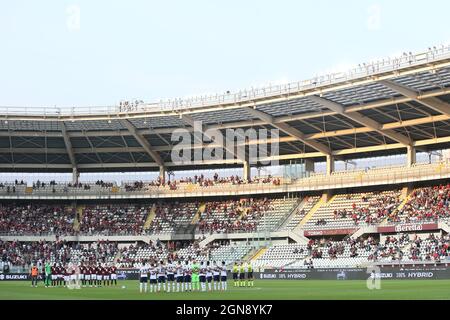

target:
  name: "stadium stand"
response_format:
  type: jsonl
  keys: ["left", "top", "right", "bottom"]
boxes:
{"left": 1, "top": 46, "right": 450, "bottom": 273}
{"left": 304, "top": 190, "right": 402, "bottom": 230}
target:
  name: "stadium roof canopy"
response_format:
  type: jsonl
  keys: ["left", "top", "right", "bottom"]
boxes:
{"left": 0, "top": 46, "right": 450, "bottom": 173}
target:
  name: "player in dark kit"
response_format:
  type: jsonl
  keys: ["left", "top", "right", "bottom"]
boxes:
{"left": 51, "top": 264, "right": 57, "bottom": 287}
{"left": 102, "top": 265, "right": 109, "bottom": 287}
{"left": 79, "top": 264, "right": 85, "bottom": 287}
{"left": 96, "top": 264, "right": 102, "bottom": 287}
{"left": 55, "top": 264, "right": 62, "bottom": 287}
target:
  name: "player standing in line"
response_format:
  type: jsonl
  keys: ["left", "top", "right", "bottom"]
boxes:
{"left": 175, "top": 261, "right": 184, "bottom": 292}
{"left": 157, "top": 260, "right": 167, "bottom": 292}
{"left": 103, "top": 264, "right": 110, "bottom": 287}
{"left": 63, "top": 264, "right": 69, "bottom": 287}
{"left": 90, "top": 263, "right": 96, "bottom": 287}
{"left": 206, "top": 261, "right": 213, "bottom": 292}
{"left": 84, "top": 263, "right": 90, "bottom": 287}
{"left": 191, "top": 259, "right": 200, "bottom": 291}
{"left": 40, "top": 260, "right": 45, "bottom": 287}
{"left": 30, "top": 264, "right": 39, "bottom": 287}
{"left": 199, "top": 261, "right": 206, "bottom": 292}
{"left": 149, "top": 263, "right": 157, "bottom": 293}
{"left": 79, "top": 263, "right": 85, "bottom": 287}
{"left": 70, "top": 263, "right": 77, "bottom": 287}
{"left": 111, "top": 263, "right": 118, "bottom": 286}
{"left": 139, "top": 262, "right": 149, "bottom": 293}
{"left": 246, "top": 262, "right": 254, "bottom": 287}
{"left": 56, "top": 263, "right": 64, "bottom": 287}
{"left": 220, "top": 261, "right": 228, "bottom": 291}
{"left": 97, "top": 263, "right": 103, "bottom": 287}
{"left": 183, "top": 260, "right": 192, "bottom": 292}
{"left": 212, "top": 261, "right": 220, "bottom": 291}
{"left": 51, "top": 263, "right": 57, "bottom": 287}
{"left": 44, "top": 261, "right": 51, "bottom": 288}
{"left": 232, "top": 262, "right": 239, "bottom": 287}
{"left": 239, "top": 262, "right": 246, "bottom": 287}
{"left": 166, "top": 260, "right": 175, "bottom": 292}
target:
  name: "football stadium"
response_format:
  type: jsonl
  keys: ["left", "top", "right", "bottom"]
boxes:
{"left": 1, "top": 2, "right": 450, "bottom": 306}
{"left": 1, "top": 45, "right": 450, "bottom": 300}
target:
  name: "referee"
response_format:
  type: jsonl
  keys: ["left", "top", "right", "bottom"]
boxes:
{"left": 232, "top": 262, "right": 239, "bottom": 287}
{"left": 246, "top": 262, "right": 254, "bottom": 287}
{"left": 239, "top": 262, "right": 246, "bottom": 287}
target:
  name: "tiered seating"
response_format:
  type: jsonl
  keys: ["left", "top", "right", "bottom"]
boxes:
{"left": 147, "top": 201, "right": 198, "bottom": 234}
{"left": 209, "top": 243, "right": 253, "bottom": 264}
{"left": 198, "top": 199, "right": 251, "bottom": 234}
{"left": 175, "top": 244, "right": 210, "bottom": 262}
{"left": 0, "top": 204, "right": 75, "bottom": 236}
{"left": 197, "top": 197, "right": 297, "bottom": 234}
{"left": 389, "top": 184, "right": 450, "bottom": 223}
{"left": 252, "top": 244, "right": 310, "bottom": 269}
{"left": 281, "top": 196, "right": 321, "bottom": 231}
{"left": 116, "top": 243, "right": 170, "bottom": 267}
{"left": 305, "top": 190, "right": 401, "bottom": 230}
{"left": 256, "top": 198, "right": 297, "bottom": 231}
{"left": 0, "top": 240, "right": 119, "bottom": 269}
{"left": 79, "top": 204, "right": 149, "bottom": 235}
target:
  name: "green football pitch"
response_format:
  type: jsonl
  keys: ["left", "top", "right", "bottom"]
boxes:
{"left": 1, "top": 280, "right": 450, "bottom": 299}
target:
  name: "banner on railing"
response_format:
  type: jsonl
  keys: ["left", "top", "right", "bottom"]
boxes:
{"left": 303, "top": 228, "right": 358, "bottom": 237}
{"left": 377, "top": 223, "right": 439, "bottom": 233}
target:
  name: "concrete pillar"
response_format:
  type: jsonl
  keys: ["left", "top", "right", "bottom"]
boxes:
{"left": 159, "top": 166, "right": 166, "bottom": 183}
{"left": 243, "top": 161, "right": 251, "bottom": 182}
{"left": 406, "top": 146, "right": 416, "bottom": 167}
{"left": 72, "top": 168, "right": 79, "bottom": 184}
{"left": 326, "top": 155, "right": 335, "bottom": 175}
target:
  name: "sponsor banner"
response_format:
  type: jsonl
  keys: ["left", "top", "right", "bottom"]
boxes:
{"left": 3, "top": 266, "right": 450, "bottom": 281}
{"left": 258, "top": 265, "right": 450, "bottom": 280}
{"left": 0, "top": 274, "right": 30, "bottom": 281}
{"left": 304, "top": 228, "right": 358, "bottom": 237}
{"left": 377, "top": 223, "right": 439, "bottom": 233}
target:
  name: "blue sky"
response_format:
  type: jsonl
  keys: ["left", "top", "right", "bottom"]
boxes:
{"left": 0, "top": 0, "right": 449, "bottom": 108}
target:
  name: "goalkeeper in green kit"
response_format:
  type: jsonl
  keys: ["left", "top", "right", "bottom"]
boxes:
{"left": 44, "top": 262, "right": 52, "bottom": 288}
{"left": 191, "top": 259, "right": 200, "bottom": 291}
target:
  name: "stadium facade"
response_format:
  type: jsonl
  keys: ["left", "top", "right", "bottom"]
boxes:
{"left": 1, "top": 45, "right": 450, "bottom": 275}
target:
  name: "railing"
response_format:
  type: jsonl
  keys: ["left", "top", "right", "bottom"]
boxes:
{"left": 0, "top": 162, "right": 448, "bottom": 199}
{"left": 1, "top": 45, "right": 450, "bottom": 116}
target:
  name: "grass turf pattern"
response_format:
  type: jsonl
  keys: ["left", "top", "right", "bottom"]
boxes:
{"left": 1, "top": 280, "right": 450, "bottom": 300}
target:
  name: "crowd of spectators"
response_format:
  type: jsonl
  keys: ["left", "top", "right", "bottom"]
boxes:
{"left": 79, "top": 205, "right": 149, "bottom": 236}
{"left": 0, "top": 239, "right": 118, "bottom": 269}
{"left": 333, "top": 191, "right": 401, "bottom": 225}
{"left": 0, "top": 204, "right": 75, "bottom": 236}
{"left": 389, "top": 184, "right": 450, "bottom": 223}
{"left": 198, "top": 198, "right": 274, "bottom": 234}
{"left": 147, "top": 201, "right": 198, "bottom": 233}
